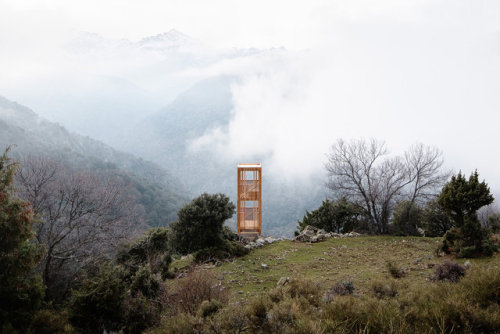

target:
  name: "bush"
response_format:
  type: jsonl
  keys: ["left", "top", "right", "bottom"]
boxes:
{"left": 197, "top": 299, "right": 223, "bottom": 318}
{"left": 122, "top": 293, "right": 162, "bottom": 334}
{"left": 193, "top": 241, "right": 249, "bottom": 263}
{"left": 392, "top": 201, "right": 423, "bottom": 236}
{"left": 387, "top": 261, "right": 406, "bottom": 278}
{"left": 170, "top": 193, "right": 235, "bottom": 255}
{"left": 69, "top": 262, "right": 127, "bottom": 333}
{"left": 422, "top": 199, "right": 454, "bottom": 237}
{"left": 297, "top": 198, "right": 367, "bottom": 233}
{"left": 116, "top": 227, "right": 172, "bottom": 276}
{"left": 441, "top": 227, "right": 463, "bottom": 254}
{"left": 151, "top": 265, "right": 500, "bottom": 333}
{"left": 331, "top": 280, "right": 355, "bottom": 296}
{"left": 285, "top": 278, "right": 322, "bottom": 306}
{"left": 438, "top": 171, "right": 495, "bottom": 258}
{"left": 129, "top": 266, "right": 160, "bottom": 298}
{"left": 168, "top": 271, "right": 228, "bottom": 315}
{"left": 371, "top": 279, "right": 398, "bottom": 299}
{"left": 430, "top": 261, "right": 466, "bottom": 282}
{"left": 0, "top": 148, "right": 44, "bottom": 332}
{"left": 29, "top": 309, "right": 74, "bottom": 334}
{"left": 222, "top": 225, "right": 238, "bottom": 241}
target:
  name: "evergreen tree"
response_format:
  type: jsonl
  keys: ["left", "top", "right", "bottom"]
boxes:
{"left": 170, "top": 193, "right": 235, "bottom": 254}
{"left": 437, "top": 171, "right": 497, "bottom": 257}
{"left": 438, "top": 171, "right": 494, "bottom": 227}
{"left": 0, "top": 148, "right": 44, "bottom": 331}
{"left": 421, "top": 199, "right": 454, "bottom": 237}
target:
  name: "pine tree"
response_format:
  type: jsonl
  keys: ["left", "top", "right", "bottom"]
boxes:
{"left": 0, "top": 148, "right": 44, "bottom": 331}
{"left": 437, "top": 170, "right": 497, "bottom": 257}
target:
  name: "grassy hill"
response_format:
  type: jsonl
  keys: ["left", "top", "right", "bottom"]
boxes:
{"left": 173, "top": 236, "right": 499, "bottom": 301}
{"left": 159, "top": 235, "right": 500, "bottom": 333}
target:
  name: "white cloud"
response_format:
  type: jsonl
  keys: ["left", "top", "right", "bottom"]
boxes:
{"left": 2, "top": 0, "right": 500, "bottom": 190}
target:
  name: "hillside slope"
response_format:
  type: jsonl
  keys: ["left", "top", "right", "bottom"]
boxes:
{"left": 173, "top": 236, "right": 500, "bottom": 301}
{"left": 0, "top": 95, "right": 189, "bottom": 226}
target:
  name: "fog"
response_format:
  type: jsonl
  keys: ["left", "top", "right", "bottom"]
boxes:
{"left": 1, "top": 0, "right": 500, "bottom": 193}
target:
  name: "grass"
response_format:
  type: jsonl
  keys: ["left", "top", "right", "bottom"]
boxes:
{"left": 158, "top": 236, "right": 500, "bottom": 333}
{"left": 169, "top": 236, "right": 499, "bottom": 302}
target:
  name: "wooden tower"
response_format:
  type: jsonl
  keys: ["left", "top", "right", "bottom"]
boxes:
{"left": 237, "top": 163, "right": 262, "bottom": 236}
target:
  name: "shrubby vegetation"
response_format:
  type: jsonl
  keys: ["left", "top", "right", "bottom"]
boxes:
{"left": 151, "top": 266, "right": 500, "bottom": 333}
{"left": 3, "top": 136, "right": 500, "bottom": 333}
{"left": 296, "top": 198, "right": 368, "bottom": 233}
{"left": 170, "top": 193, "right": 248, "bottom": 262}
{"left": 0, "top": 149, "right": 44, "bottom": 332}
{"left": 438, "top": 171, "right": 498, "bottom": 257}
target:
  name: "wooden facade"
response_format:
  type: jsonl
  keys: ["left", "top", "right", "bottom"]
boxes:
{"left": 237, "top": 163, "right": 262, "bottom": 235}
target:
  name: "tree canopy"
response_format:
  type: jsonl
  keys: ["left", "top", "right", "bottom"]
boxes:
{"left": 0, "top": 148, "right": 44, "bottom": 331}
{"left": 170, "top": 193, "right": 235, "bottom": 255}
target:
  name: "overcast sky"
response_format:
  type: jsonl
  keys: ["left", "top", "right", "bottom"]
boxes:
{"left": 1, "top": 0, "right": 500, "bottom": 191}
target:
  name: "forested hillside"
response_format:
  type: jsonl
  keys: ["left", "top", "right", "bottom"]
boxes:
{"left": 0, "top": 96, "right": 188, "bottom": 227}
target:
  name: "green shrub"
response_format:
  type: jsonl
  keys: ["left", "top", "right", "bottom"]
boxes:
{"left": 116, "top": 227, "right": 172, "bottom": 276}
{"left": 438, "top": 171, "right": 495, "bottom": 258}
{"left": 422, "top": 199, "right": 455, "bottom": 237}
{"left": 222, "top": 225, "right": 238, "bottom": 241}
{"left": 29, "top": 309, "right": 74, "bottom": 334}
{"left": 193, "top": 241, "right": 249, "bottom": 263}
{"left": 194, "top": 247, "right": 230, "bottom": 263}
{"left": 170, "top": 193, "right": 235, "bottom": 255}
{"left": 122, "top": 293, "right": 162, "bottom": 334}
{"left": 130, "top": 266, "right": 160, "bottom": 298}
{"left": 297, "top": 198, "right": 367, "bottom": 233}
{"left": 391, "top": 201, "right": 423, "bottom": 236}
{"left": 0, "top": 148, "right": 44, "bottom": 332}
{"left": 69, "top": 262, "right": 127, "bottom": 333}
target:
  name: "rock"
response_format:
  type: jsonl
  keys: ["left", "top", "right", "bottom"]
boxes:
{"left": 303, "top": 225, "right": 318, "bottom": 237}
{"left": 464, "top": 260, "right": 471, "bottom": 269}
{"left": 311, "top": 236, "right": 318, "bottom": 243}
{"left": 264, "top": 236, "right": 275, "bottom": 244}
{"left": 261, "top": 263, "right": 269, "bottom": 270}
{"left": 277, "top": 277, "right": 289, "bottom": 287}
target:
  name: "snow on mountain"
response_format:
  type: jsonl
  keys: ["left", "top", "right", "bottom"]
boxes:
{"left": 65, "top": 29, "right": 201, "bottom": 56}
{"left": 137, "top": 29, "right": 200, "bottom": 51}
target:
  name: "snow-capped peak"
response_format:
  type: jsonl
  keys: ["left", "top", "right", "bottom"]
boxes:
{"left": 137, "top": 29, "right": 197, "bottom": 51}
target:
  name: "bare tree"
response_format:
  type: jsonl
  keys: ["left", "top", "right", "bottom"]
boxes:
{"left": 404, "top": 143, "right": 450, "bottom": 204}
{"left": 326, "top": 139, "right": 449, "bottom": 234}
{"left": 16, "top": 155, "right": 143, "bottom": 300}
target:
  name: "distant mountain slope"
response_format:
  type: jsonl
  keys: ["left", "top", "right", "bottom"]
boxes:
{"left": 0, "top": 95, "right": 188, "bottom": 227}
{"left": 121, "top": 77, "right": 324, "bottom": 236}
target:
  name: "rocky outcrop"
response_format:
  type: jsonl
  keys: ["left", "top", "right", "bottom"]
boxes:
{"left": 244, "top": 236, "right": 286, "bottom": 250}
{"left": 294, "top": 225, "right": 362, "bottom": 243}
